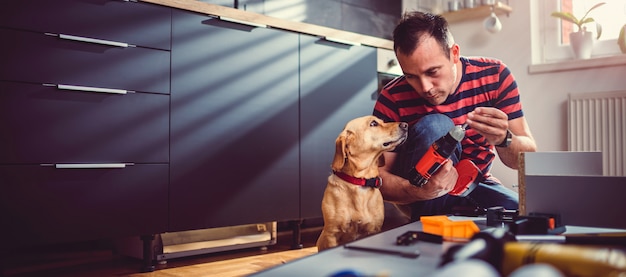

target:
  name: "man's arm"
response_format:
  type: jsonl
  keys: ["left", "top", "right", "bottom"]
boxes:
{"left": 378, "top": 152, "right": 458, "bottom": 205}
{"left": 495, "top": 116, "right": 536, "bottom": 169}
{"left": 466, "top": 107, "right": 537, "bottom": 169}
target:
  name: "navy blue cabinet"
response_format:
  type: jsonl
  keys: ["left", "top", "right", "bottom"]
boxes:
{"left": 0, "top": 28, "right": 170, "bottom": 95}
{"left": 299, "top": 36, "right": 378, "bottom": 219}
{"left": 0, "top": 0, "right": 172, "bottom": 50}
{"left": 0, "top": 82, "right": 169, "bottom": 164}
{"left": 0, "top": 1, "right": 379, "bottom": 249}
{"left": 0, "top": 0, "right": 171, "bottom": 248}
{"left": 170, "top": 10, "right": 300, "bottom": 231}
{"left": 0, "top": 164, "right": 168, "bottom": 248}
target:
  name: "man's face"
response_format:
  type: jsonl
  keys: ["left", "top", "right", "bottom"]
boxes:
{"left": 396, "top": 35, "right": 460, "bottom": 106}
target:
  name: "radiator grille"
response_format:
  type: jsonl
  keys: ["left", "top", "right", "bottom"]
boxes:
{"left": 568, "top": 91, "right": 626, "bottom": 176}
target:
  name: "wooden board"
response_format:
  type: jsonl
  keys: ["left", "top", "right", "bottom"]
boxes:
{"left": 140, "top": 0, "right": 393, "bottom": 49}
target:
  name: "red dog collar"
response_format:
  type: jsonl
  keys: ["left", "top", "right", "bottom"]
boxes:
{"left": 333, "top": 171, "right": 382, "bottom": 188}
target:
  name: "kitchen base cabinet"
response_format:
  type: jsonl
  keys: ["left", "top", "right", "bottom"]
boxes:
{"left": 0, "top": 0, "right": 172, "bottom": 254}
{"left": 0, "top": 0, "right": 172, "bottom": 50}
{"left": 0, "top": 164, "right": 168, "bottom": 249}
{"left": 0, "top": 1, "right": 382, "bottom": 266}
{"left": 169, "top": 10, "right": 300, "bottom": 232}
{"left": 0, "top": 28, "right": 170, "bottom": 95}
{"left": 299, "top": 36, "right": 379, "bottom": 220}
{"left": 0, "top": 81, "right": 169, "bottom": 164}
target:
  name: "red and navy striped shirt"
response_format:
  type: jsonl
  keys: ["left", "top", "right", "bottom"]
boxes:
{"left": 373, "top": 56, "right": 523, "bottom": 177}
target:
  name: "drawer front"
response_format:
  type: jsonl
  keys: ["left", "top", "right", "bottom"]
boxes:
{"left": 0, "top": 164, "right": 168, "bottom": 248}
{"left": 0, "top": 81, "right": 169, "bottom": 164}
{"left": 0, "top": 28, "right": 170, "bottom": 94}
{"left": 0, "top": 0, "right": 171, "bottom": 50}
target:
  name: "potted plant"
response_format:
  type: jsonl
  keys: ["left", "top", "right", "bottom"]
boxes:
{"left": 551, "top": 2, "right": 606, "bottom": 59}
{"left": 619, "top": 23, "right": 626, "bottom": 54}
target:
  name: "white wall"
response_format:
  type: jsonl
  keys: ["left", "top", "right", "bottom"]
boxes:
{"left": 448, "top": 1, "right": 626, "bottom": 189}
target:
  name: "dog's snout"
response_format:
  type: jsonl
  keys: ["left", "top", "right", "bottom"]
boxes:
{"left": 399, "top": 122, "right": 408, "bottom": 130}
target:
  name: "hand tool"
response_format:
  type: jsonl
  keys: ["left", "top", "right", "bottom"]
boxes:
{"left": 407, "top": 123, "right": 482, "bottom": 197}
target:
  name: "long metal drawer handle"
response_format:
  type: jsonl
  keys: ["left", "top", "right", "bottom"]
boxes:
{"left": 323, "top": 36, "right": 361, "bottom": 47}
{"left": 220, "top": 16, "right": 267, "bottom": 28}
{"left": 55, "top": 84, "right": 129, "bottom": 95}
{"left": 40, "top": 163, "right": 134, "bottom": 169}
{"left": 57, "top": 33, "right": 132, "bottom": 48}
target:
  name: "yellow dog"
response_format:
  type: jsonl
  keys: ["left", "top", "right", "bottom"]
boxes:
{"left": 316, "top": 115, "right": 408, "bottom": 251}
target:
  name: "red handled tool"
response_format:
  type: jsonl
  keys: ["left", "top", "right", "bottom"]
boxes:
{"left": 407, "top": 124, "right": 481, "bottom": 197}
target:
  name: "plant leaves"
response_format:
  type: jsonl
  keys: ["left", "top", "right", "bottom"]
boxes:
{"left": 550, "top": 12, "right": 578, "bottom": 25}
{"left": 552, "top": 2, "right": 606, "bottom": 36}
{"left": 581, "top": 2, "right": 606, "bottom": 21}
{"left": 618, "top": 25, "right": 626, "bottom": 53}
{"left": 580, "top": 18, "right": 595, "bottom": 24}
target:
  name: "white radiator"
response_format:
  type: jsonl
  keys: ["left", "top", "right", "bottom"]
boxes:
{"left": 568, "top": 91, "right": 626, "bottom": 176}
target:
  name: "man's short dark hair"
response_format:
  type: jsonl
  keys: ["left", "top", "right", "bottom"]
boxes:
{"left": 393, "top": 11, "right": 452, "bottom": 57}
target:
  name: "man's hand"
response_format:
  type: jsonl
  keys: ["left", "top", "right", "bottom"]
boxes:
{"left": 465, "top": 107, "right": 538, "bottom": 170}
{"left": 419, "top": 160, "right": 457, "bottom": 199}
{"left": 466, "top": 107, "right": 509, "bottom": 146}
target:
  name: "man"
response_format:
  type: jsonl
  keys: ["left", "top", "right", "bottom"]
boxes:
{"left": 373, "top": 11, "right": 537, "bottom": 221}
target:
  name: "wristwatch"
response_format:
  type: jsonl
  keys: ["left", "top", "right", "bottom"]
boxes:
{"left": 496, "top": 129, "right": 512, "bottom": 148}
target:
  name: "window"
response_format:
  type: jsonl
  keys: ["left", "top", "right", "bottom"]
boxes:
{"left": 539, "top": 0, "right": 626, "bottom": 62}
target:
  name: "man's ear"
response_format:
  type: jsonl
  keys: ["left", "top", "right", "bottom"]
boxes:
{"left": 451, "top": 43, "right": 461, "bottom": 62}
{"left": 331, "top": 131, "right": 352, "bottom": 171}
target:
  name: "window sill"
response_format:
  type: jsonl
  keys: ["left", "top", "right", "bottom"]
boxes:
{"left": 528, "top": 54, "right": 626, "bottom": 74}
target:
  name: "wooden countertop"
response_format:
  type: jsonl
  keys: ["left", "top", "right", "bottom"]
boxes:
{"left": 140, "top": 0, "right": 394, "bottom": 50}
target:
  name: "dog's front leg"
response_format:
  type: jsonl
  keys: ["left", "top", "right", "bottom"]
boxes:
{"left": 316, "top": 228, "right": 340, "bottom": 251}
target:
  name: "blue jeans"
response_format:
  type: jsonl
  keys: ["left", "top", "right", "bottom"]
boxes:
{"left": 393, "top": 114, "right": 519, "bottom": 221}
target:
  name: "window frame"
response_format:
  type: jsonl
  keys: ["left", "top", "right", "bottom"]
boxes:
{"left": 537, "top": 0, "right": 623, "bottom": 63}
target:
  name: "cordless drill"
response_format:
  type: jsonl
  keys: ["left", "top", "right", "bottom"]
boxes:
{"left": 407, "top": 124, "right": 482, "bottom": 197}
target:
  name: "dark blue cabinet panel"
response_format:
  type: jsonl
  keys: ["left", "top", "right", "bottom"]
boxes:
{"left": 0, "top": 164, "right": 168, "bottom": 248}
{"left": 0, "top": 82, "right": 169, "bottom": 164}
{"left": 0, "top": 1, "right": 172, "bottom": 249}
{"left": 0, "top": 28, "right": 170, "bottom": 94}
{"left": 0, "top": 0, "right": 171, "bottom": 50}
{"left": 170, "top": 10, "right": 300, "bottom": 231}
{"left": 299, "top": 36, "right": 378, "bottom": 219}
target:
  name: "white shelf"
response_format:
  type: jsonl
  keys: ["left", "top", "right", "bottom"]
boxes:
{"left": 441, "top": 2, "right": 512, "bottom": 23}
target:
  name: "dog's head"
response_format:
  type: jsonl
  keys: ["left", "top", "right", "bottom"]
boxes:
{"left": 332, "top": 115, "right": 408, "bottom": 174}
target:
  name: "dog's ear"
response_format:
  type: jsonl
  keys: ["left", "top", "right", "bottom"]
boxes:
{"left": 331, "top": 131, "right": 352, "bottom": 171}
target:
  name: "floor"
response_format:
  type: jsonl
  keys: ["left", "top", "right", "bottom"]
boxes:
{"left": 1, "top": 224, "right": 323, "bottom": 277}
{"left": 2, "top": 211, "right": 408, "bottom": 277}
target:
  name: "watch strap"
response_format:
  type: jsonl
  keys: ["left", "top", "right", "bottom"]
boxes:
{"left": 496, "top": 129, "right": 512, "bottom": 148}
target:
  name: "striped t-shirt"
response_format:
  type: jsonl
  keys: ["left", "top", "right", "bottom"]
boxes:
{"left": 373, "top": 56, "right": 523, "bottom": 177}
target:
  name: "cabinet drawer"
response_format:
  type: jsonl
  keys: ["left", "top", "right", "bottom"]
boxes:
{"left": 0, "top": 81, "right": 169, "bottom": 164}
{"left": 0, "top": 0, "right": 171, "bottom": 50}
{"left": 0, "top": 28, "right": 170, "bottom": 94}
{"left": 0, "top": 164, "right": 168, "bottom": 248}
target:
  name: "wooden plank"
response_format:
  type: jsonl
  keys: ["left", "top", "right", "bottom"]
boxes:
{"left": 140, "top": 0, "right": 394, "bottom": 49}
{"left": 126, "top": 247, "right": 318, "bottom": 277}
{"left": 518, "top": 152, "right": 526, "bottom": 215}
{"left": 441, "top": 2, "right": 513, "bottom": 23}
